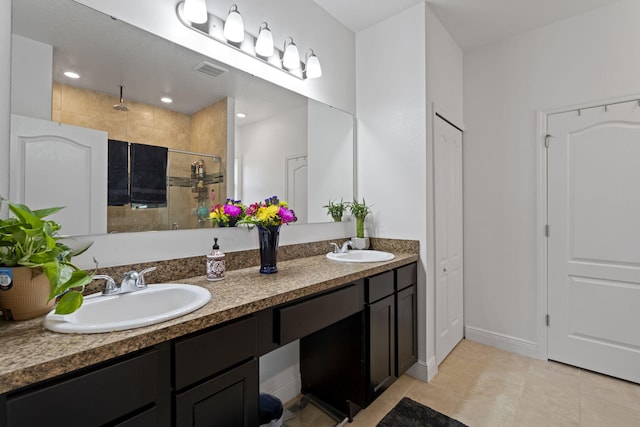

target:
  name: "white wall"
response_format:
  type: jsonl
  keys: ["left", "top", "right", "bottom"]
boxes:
{"left": 236, "top": 106, "right": 307, "bottom": 204}
{"left": 463, "top": 0, "right": 640, "bottom": 356}
{"left": 307, "top": 100, "right": 354, "bottom": 224}
{"left": 10, "top": 35, "right": 52, "bottom": 120}
{"left": 0, "top": 0, "right": 11, "bottom": 214}
{"left": 356, "top": 3, "right": 463, "bottom": 380}
{"left": 356, "top": 2, "right": 430, "bottom": 376}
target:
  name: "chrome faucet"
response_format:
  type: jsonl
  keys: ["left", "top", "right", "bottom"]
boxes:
{"left": 93, "top": 267, "right": 157, "bottom": 296}
{"left": 330, "top": 240, "right": 353, "bottom": 253}
{"left": 340, "top": 240, "right": 353, "bottom": 253}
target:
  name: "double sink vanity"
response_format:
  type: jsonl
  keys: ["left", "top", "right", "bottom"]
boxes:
{"left": 0, "top": 239, "right": 418, "bottom": 426}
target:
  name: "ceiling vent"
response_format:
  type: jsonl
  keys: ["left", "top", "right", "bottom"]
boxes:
{"left": 192, "top": 61, "right": 228, "bottom": 79}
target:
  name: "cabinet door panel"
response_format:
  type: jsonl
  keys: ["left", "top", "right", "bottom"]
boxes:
{"left": 396, "top": 284, "right": 418, "bottom": 375}
{"left": 6, "top": 349, "right": 158, "bottom": 427}
{"left": 175, "top": 358, "right": 259, "bottom": 427}
{"left": 367, "top": 294, "right": 396, "bottom": 402}
{"left": 113, "top": 406, "right": 158, "bottom": 427}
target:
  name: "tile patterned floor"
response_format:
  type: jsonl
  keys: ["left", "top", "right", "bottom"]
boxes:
{"left": 284, "top": 339, "right": 640, "bottom": 426}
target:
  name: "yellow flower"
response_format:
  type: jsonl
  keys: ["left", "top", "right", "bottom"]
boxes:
{"left": 256, "top": 205, "right": 279, "bottom": 222}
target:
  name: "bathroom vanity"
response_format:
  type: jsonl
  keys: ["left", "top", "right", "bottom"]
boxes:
{"left": 0, "top": 252, "right": 418, "bottom": 426}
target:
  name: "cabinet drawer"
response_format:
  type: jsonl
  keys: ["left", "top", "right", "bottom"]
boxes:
{"left": 174, "top": 316, "right": 257, "bottom": 390}
{"left": 6, "top": 349, "right": 159, "bottom": 427}
{"left": 365, "top": 271, "right": 394, "bottom": 303}
{"left": 276, "top": 282, "right": 363, "bottom": 345}
{"left": 395, "top": 263, "right": 417, "bottom": 291}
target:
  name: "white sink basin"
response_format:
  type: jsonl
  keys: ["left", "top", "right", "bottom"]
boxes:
{"left": 326, "top": 250, "right": 395, "bottom": 263}
{"left": 44, "top": 284, "right": 211, "bottom": 334}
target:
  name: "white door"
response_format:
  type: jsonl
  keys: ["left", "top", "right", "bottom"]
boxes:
{"left": 10, "top": 114, "right": 108, "bottom": 236}
{"left": 286, "top": 155, "right": 308, "bottom": 223}
{"left": 434, "top": 114, "right": 464, "bottom": 364}
{"left": 547, "top": 100, "right": 640, "bottom": 383}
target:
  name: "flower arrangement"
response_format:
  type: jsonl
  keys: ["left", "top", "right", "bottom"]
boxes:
{"left": 209, "top": 199, "right": 246, "bottom": 227}
{"left": 240, "top": 196, "right": 297, "bottom": 228}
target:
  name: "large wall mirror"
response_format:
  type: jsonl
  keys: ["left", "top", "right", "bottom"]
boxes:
{"left": 10, "top": 0, "right": 354, "bottom": 236}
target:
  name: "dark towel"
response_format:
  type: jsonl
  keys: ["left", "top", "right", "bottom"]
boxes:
{"left": 130, "top": 143, "right": 168, "bottom": 205}
{"left": 108, "top": 139, "right": 129, "bottom": 206}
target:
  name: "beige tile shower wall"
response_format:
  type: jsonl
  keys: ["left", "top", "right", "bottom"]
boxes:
{"left": 51, "top": 83, "right": 191, "bottom": 147}
{"left": 190, "top": 98, "right": 227, "bottom": 204}
{"left": 51, "top": 83, "right": 227, "bottom": 232}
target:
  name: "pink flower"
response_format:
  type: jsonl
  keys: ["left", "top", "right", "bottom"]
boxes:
{"left": 224, "top": 204, "right": 242, "bottom": 217}
{"left": 278, "top": 206, "right": 297, "bottom": 224}
{"left": 246, "top": 203, "right": 259, "bottom": 216}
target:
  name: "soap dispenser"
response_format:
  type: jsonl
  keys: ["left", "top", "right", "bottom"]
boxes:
{"left": 206, "top": 237, "right": 225, "bottom": 281}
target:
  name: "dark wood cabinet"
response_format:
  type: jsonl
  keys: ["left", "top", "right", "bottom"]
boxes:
{"left": 174, "top": 358, "right": 258, "bottom": 427}
{"left": 395, "top": 263, "right": 418, "bottom": 376}
{"left": 300, "top": 263, "right": 418, "bottom": 421}
{"left": 2, "top": 345, "right": 171, "bottom": 427}
{"left": 396, "top": 284, "right": 417, "bottom": 376}
{"left": 173, "top": 316, "right": 259, "bottom": 427}
{"left": 0, "top": 261, "right": 417, "bottom": 427}
{"left": 365, "top": 271, "right": 397, "bottom": 403}
{"left": 0, "top": 316, "right": 260, "bottom": 427}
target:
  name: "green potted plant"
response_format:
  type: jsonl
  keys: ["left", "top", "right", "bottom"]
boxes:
{"left": 349, "top": 198, "right": 371, "bottom": 249}
{"left": 0, "top": 197, "right": 94, "bottom": 320}
{"left": 323, "top": 199, "right": 347, "bottom": 222}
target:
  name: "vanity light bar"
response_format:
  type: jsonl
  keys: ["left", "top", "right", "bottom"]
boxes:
{"left": 176, "top": 1, "right": 321, "bottom": 80}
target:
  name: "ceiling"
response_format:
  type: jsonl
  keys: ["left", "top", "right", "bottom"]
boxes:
{"left": 313, "top": 0, "right": 625, "bottom": 50}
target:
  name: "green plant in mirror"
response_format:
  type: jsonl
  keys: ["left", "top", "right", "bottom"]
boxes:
{"left": 323, "top": 199, "right": 347, "bottom": 222}
{"left": 0, "top": 197, "right": 94, "bottom": 314}
{"left": 349, "top": 198, "right": 371, "bottom": 238}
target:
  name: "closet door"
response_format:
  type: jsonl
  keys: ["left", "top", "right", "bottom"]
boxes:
{"left": 547, "top": 101, "right": 640, "bottom": 383}
{"left": 434, "top": 114, "right": 464, "bottom": 364}
{"left": 10, "top": 114, "right": 108, "bottom": 235}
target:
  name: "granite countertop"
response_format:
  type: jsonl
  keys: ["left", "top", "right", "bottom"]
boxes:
{"left": 0, "top": 252, "right": 418, "bottom": 395}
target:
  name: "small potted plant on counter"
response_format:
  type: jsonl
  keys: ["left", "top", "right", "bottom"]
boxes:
{"left": 0, "top": 196, "right": 94, "bottom": 320}
{"left": 323, "top": 199, "right": 347, "bottom": 222}
{"left": 349, "top": 198, "right": 371, "bottom": 249}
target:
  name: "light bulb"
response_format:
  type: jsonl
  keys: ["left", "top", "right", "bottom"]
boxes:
{"left": 305, "top": 50, "right": 322, "bottom": 79}
{"left": 223, "top": 5, "right": 244, "bottom": 43}
{"left": 183, "top": 0, "right": 207, "bottom": 24}
{"left": 255, "top": 22, "right": 274, "bottom": 57}
{"left": 282, "top": 38, "right": 300, "bottom": 69}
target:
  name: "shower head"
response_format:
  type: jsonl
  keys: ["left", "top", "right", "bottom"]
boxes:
{"left": 113, "top": 85, "right": 129, "bottom": 111}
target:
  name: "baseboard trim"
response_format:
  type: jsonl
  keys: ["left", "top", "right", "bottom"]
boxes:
{"left": 259, "top": 365, "right": 301, "bottom": 404}
{"left": 405, "top": 356, "right": 437, "bottom": 382}
{"left": 465, "top": 325, "right": 539, "bottom": 359}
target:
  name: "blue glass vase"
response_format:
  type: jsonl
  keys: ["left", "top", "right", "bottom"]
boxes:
{"left": 258, "top": 225, "right": 281, "bottom": 274}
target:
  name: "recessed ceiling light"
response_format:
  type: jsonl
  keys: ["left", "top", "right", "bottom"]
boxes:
{"left": 64, "top": 71, "right": 80, "bottom": 79}
{"left": 161, "top": 97, "right": 173, "bottom": 103}
{"left": 236, "top": 112, "right": 247, "bottom": 118}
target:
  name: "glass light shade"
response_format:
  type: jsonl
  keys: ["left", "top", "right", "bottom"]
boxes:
{"left": 282, "top": 39, "right": 300, "bottom": 69}
{"left": 255, "top": 23, "right": 274, "bottom": 57}
{"left": 223, "top": 5, "right": 244, "bottom": 43}
{"left": 305, "top": 53, "right": 322, "bottom": 78}
{"left": 183, "top": 0, "right": 208, "bottom": 24}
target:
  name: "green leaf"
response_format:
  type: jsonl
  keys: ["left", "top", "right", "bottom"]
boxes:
{"left": 54, "top": 291, "right": 83, "bottom": 314}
